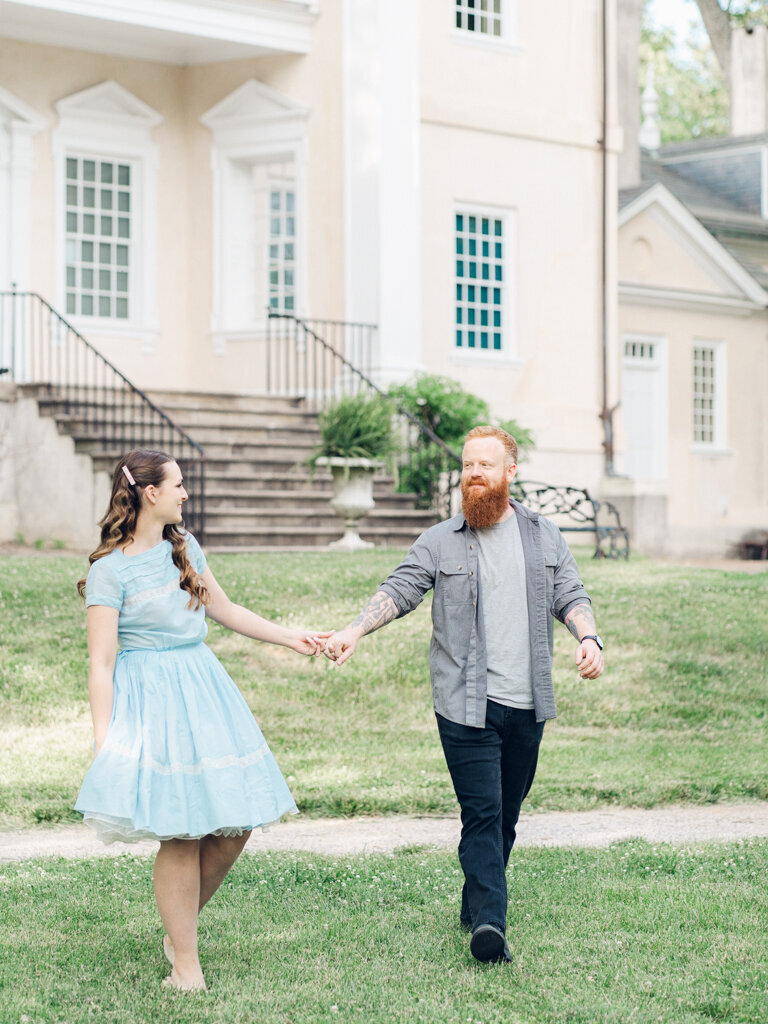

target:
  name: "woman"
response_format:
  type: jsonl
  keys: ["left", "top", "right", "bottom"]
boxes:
{"left": 75, "top": 449, "right": 329, "bottom": 992}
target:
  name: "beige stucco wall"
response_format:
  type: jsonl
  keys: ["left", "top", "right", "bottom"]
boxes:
{"left": 0, "top": 16, "right": 345, "bottom": 395}
{"left": 0, "top": 382, "right": 107, "bottom": 548}
{"left": 617, "top": 298, "right": 768, "bottom": 555}
{"left": 418, "top": 0, "right": 615, "bottom": 491}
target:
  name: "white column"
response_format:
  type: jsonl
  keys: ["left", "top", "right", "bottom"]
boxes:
{"left": 0, "top": 90, "right": 45, "bottom": 291}
{"left": 343, "top": 0, "right": 422, "bottom": 385}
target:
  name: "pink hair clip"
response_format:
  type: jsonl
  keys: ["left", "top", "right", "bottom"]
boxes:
{"left": 122, "top": 465, "right": 136, "bottom": 486}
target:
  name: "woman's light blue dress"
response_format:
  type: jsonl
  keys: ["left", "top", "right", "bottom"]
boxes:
{"left": 75, "top": 533, "right": 298, "bottom": 842}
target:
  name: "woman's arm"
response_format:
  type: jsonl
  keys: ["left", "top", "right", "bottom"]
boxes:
{"left": 200, "top": 567, "right": 329, "bottom": 655}
{"left": 86, "top": 605, "right": 119, "bottom": 754}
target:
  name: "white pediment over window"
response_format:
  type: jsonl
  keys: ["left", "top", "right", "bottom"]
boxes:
{"left": 55, "top": 81, "right": 163, "bottom": 133}
{"left": 201, "top": 80, "right": 309, "bottom": 147}
{"left": 0, "top": 87, "right": 46, "bottom": 132}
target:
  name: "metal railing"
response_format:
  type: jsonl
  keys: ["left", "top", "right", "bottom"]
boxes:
{"left": 266, "top": 312, "right": 462, "bottom": 517}
{"left": 0, "top": 290, "right": 206, "bottom": 540}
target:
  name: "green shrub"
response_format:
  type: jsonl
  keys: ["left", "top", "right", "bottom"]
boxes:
{"left": 312, "top": 392, "right": 398, "bottom": 463}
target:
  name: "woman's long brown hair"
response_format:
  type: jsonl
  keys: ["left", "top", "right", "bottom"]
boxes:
{"left": 76, "top": 449, "right": 209, "bottom": 609}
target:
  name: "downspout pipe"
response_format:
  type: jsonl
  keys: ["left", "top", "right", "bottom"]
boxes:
{"left": 600, "top": 0, "right": 616, "bottom": 476}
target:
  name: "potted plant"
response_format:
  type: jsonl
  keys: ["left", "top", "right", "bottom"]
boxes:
{"left": 311, "top": 392, "right": 398, "bottom": 551}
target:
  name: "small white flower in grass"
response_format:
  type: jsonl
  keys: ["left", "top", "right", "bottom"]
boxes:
{"left": 330, "top": 1006, "right": 339, "bottom": 1014}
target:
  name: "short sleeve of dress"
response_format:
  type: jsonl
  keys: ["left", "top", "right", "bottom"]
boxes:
{"left": 85, "top": 557, "right": 124, "bottom": 610}
{"left": 184, "top": 532, "right": 207, "bottom": 575}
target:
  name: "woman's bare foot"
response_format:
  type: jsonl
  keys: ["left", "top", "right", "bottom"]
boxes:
{"left": 161, "top": 967, "right": 207, "bottom": 992}
{"left": 163, "top": 934, "right": 174, "bottom": 967}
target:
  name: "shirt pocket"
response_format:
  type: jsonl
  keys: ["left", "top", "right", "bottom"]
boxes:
{"left": 437, "top": 561, "right": 471, "bottom": 605}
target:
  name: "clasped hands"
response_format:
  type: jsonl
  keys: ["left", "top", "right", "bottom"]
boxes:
{"left": 293, "top": 628, "right": 359, "bottom": 664}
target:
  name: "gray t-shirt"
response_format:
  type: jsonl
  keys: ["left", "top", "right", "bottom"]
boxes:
{"left": 475, "top": 513, "right": 533, "bottom": 709}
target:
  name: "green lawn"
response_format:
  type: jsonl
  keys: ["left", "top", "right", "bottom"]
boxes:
{"left": 1, "top": 840, "right": 766, "bottom": 1023}
{"left": 1, "top": 551, "right": 766, "bottom": 828}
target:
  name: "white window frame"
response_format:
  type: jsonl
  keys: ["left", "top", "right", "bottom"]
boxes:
{"left": 52, "top": 82, "right": 161, "bottom": 345}
{"left": 452, "top": 0, "right": 520, "bottom": 51}
{"left": 451, "top": 202, "right": 518, "bottom": 366}
{"left": 201, "top": 80, "right": 309, "bottom": 352}
{"left": 691, "top": 340, "right": 728, "bottom": 453}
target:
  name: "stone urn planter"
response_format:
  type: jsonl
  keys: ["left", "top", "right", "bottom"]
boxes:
{"left": 316, "top": 456, "right": 383, "bottom": 551}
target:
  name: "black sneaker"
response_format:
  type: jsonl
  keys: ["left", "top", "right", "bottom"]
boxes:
{"left": 469, "top": 924, "right": 512, "bottom": 964}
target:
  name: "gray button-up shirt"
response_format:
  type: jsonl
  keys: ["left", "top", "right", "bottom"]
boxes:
{"left": 379, "top": 500, "right": 591, "bottom": 726}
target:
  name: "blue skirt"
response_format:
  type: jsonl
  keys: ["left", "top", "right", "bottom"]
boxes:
{"left": 75, "top": 642, "right": 298, "bottom": 843}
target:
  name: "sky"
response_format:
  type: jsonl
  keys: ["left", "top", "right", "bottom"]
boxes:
{"left": 645, "top": 0, "right": 710, "bottom": 62}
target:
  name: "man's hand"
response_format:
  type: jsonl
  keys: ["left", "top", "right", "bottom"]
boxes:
{"left": 323, "top": 627, "right": 363, "bottom": 665}
{"left": 576, "top": 638, "right": 604, "bottom": 679}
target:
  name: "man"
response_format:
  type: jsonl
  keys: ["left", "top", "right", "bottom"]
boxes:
{"left": 324, "top": 425, "right": 604, "bottom": 964}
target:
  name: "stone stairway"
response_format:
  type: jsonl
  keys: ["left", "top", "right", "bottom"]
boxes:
{"left": 143, "top": 390, "right": 437, "bottom": 551}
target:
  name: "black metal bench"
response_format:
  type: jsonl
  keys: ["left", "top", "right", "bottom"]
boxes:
{"left": 510, "top": 480, "right": 629, "bottom": 559}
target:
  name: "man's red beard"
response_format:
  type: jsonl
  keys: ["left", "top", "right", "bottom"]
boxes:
{"left": 461, "top": 476, "right": 511, "bottom": 529}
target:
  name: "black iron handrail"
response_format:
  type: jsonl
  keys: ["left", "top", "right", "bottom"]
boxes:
{"left": 266, "top": 312, "right": 462, "bottom": 517}
{"left": 0, "top": 290, "right": 206, "bottom": 541}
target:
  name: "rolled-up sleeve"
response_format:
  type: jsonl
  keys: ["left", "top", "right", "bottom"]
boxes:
{"left": 379, "top": 533, "right": 437, "bottom": 617}
{"left": 551, "top": 531, "right": 590, "bottom": 622}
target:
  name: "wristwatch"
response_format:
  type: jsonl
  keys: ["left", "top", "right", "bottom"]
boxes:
{"left": 581, "top": 635, "right": 603, "bottom": 650}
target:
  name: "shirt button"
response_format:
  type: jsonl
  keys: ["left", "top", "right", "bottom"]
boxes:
{"left": 457, "top": 565, "right": 462, "bottom": 570}
{"left": 469, "top": 571, "right": 473, "bottom": 576}
{"left": 469, "top": 545, "right": 474, "bottom": 550}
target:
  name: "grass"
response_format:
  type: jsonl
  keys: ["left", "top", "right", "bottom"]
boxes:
{"left": 0, "top": 551, "right": 766, "bottom": 828}
{"left": 0, "top": 839, "right": 766, "bottom": 1023}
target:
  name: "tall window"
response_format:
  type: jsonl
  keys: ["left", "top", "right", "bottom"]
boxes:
{"left": 65, "top": 156, "right": 131, "bottom": 319}
{"left": 455, "top": 0, "right": 502, "bottom": 37}
{"left": 455, "top": 211, "right": 503, "bottom": 352}
{"left": 268, "top": 186, "right": 296, "bottom": 312}
{"left": 693, "top": 343, "right": 725, "bottom": 446}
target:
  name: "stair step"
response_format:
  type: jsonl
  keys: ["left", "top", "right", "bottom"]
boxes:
{"left": 145, "top": 390, "right": 311, "bottom": 414}
{"left": 205, "top": 508, "right": 437, "bottom": 530}
{"left": 204, "top": 523, "right": 432, "bottom": 549}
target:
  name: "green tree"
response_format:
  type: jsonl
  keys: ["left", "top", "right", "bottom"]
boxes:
{"left": 640, "top": 4, "right": 729, "bottom": 143}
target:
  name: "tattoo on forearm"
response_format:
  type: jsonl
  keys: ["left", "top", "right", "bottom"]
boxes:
{"left": 564, "top": 602, "right": 596, "bottom": 641}
{"left": 350, "top": 591, "right": 399, "bottom": 636}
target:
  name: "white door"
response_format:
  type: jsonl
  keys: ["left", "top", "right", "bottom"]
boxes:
{"left": 621, "top": 334, "right": 668, "bottom": 480}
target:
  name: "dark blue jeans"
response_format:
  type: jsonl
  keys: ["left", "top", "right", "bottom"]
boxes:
{"left": 436, "top": 701, "right": 544, "bottom": 934}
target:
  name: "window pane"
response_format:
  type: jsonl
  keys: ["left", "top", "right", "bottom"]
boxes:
{"left": 66, "top": 157, "right": 78, "bottom": 179}
{"left": 116, "top": 271, "right": 128, "bottom": 292}
{"left": 116, "top": 246, "right": 128, "bottom": 266}
{"left": 81, "top": 294, "right": 94, "bottom": 315}
{"left": 100, "top": 243, "right": 111, "bottom": 264}
{"left": 99, "top": 296, "right": 111, "bottom": 316}
{"left": 99, "top": 269, "right": 111, "bottom": 291}
{"left": 83, "top": 187, "right": 95, "bottom": 208}
{"left": 101, "top": 216, "right": 113, "bottom": 236}
{"left": 286, "top": 192, "right": 295, "bottom": 213}
{"left": 118, "top": 164, "right": 130, "bottom": 186}
{"left": 82, "top": 268, "right": 94, "bottom": 289}
{"left": 83, "top": 214, "right": 95, "bottom": 235}
{"left": 118, "top": 191, "right": 130, "bottom": 212}
{"left": 100, "top": 163, "right": 113, "bottom": 184}
{"left": 117, "top": 219, "right": 130, "bottom": 238}
{"left": 66, "top": 185, "right": 78, "bottom": 206}
{"left": 66, "top": 212, "right": 78, "bottom": 232}
{"left": 81, "top": 241, "right": 93, "bottom": 262}
{"left": 66, "top": 266, "right": 76, "bottom": 287}
{"left": 270, "top": 191, "right": 281, "bottom": 211}
{"left": 116, "top": 297, "right": 128, "bottom": 318}
{"left": 101, "top": 190, "right": 113, "bottom": 210}
{"left": 66, "top": 293, "right": 76, "bottom": 314}
{"left": 455, "top": 209, "right": 504, "bottom": 352}
{"left": 83, "top": 160, "right": 96, "bottom": 182}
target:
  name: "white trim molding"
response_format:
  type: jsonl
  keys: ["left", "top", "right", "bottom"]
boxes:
{"left": 619, "top": 182, "right": 768, "bottom": 309}
{"left": 201, "top": 80, "right": 309, "bottom": 350}
{"left": 0, "top": 0, "right": 317, "bottom": 64}
{"left": 452, "top": 0, "right": 520, "bottom": 52}
{"left": 0, "top": 87, "right": 46, "bottom": 291}
{"left": 453, "top": 201, "right": 517, "bottom": 360}
{"left": 691, "top": 338, "right": 728, "bottom": 453}
{"left": 52, "top": 81, "right": 162, "bottom": 345}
